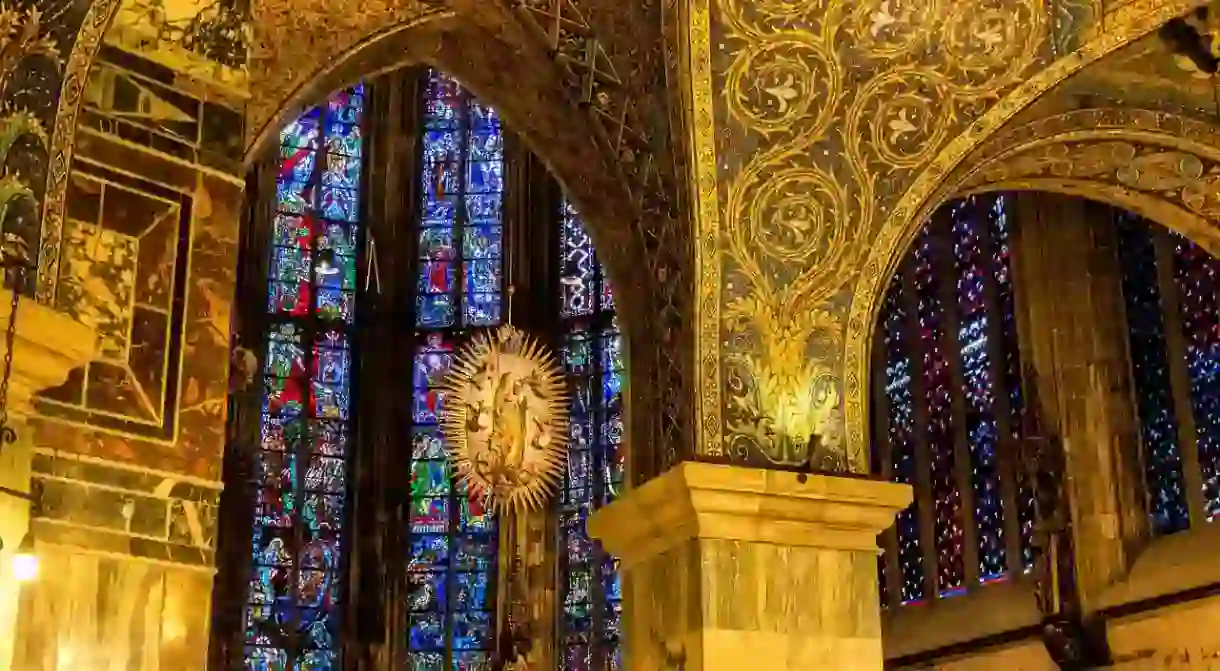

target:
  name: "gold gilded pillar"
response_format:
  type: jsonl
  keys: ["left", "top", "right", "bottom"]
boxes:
{"left": 1010, "top": 193, "right": 1148, "bottom": 609}
{"left": 0, "top": 291, "right": 96, "bottom": 670}
{"left": 588, "top": 462, "right": 910, "bottom": 670}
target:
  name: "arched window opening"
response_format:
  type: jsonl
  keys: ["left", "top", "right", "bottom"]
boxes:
{"left": 220, "top": 67, "right": 630, "bottom": 671}
{"left": 404, "top": 70, "right": 504, "bottom": 670}
{"left": 1116, "top": 214, "right": 1220, "bottom": 535}
{"left": 875, "top": 193, "right": 1220, "bottom": 612}
{"left": 872, "top": 193, "right": 1035, "bottom": 609}
{"left": 556, "top": 201, "right": 623, "bottom": 671}
{"left": 243, "top": 85, "right": 365, "bottom": 669}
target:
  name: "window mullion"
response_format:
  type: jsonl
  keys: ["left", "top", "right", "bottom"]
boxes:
{"left": 977, "top": 198, "right": 1023, "bottom": 578}
{"left": 1152, "top": 229, "right": 1208, "bottom": 526}
{"left": 899, "top": 258, "right": 939, "bottom": 604}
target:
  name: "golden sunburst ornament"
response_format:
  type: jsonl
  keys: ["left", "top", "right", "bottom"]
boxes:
{"left": 441, "top": 325, "right": 569, "bottom": 513}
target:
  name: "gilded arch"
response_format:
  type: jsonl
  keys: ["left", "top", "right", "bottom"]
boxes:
{"left": 845, "top": 104, "right": 1220, "bottom": 463}
{"left": 841, "top": 0, "right": 1213, "bottom": 466}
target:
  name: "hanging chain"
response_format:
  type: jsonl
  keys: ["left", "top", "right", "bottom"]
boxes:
{"left": 0, "top": 249, "right": 28, "bottom": 446}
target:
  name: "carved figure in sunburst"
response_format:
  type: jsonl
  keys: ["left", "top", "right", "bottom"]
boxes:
{"left": 441, "top": 325, "right": 569, "bottom": 513}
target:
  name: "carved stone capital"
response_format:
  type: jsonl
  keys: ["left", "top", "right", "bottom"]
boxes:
{"left": 588, "top": 461, "right": 911, "bottom": 570}
{"left": 0, "top": 289, "right": 96, "bottom": 415}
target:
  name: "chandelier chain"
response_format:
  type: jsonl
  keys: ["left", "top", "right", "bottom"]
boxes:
{"left": 0, "top": 260, "right": 26, "bottom": 445}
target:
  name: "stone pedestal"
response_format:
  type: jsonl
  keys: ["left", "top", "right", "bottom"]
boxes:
{"left": 0, "top": 290, "right": 94, "bottom": 670}
{"left": 587, "top": 462, "right": 910, "bottom": 671}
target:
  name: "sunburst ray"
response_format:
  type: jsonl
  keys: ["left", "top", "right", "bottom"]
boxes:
{"left": 440, "top": 324, "right": 570, "bottom": 514}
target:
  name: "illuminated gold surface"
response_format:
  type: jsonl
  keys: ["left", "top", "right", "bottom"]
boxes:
{"left": 680, "top": 0, "right": 1217, "bottom": 471}
{"left": 443, "top": 325, "right": 570, "bottom": 513}
{"left": 589, "top": 462, "right": 910, "bottom": 670}
{"left": 0, "top": 294, "right": 96, "bottom": 670}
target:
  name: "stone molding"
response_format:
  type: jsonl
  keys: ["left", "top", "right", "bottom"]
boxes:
{"left": 588, "top": 461, "right": 912, "bottom": 569}
{"left": 0, "top": 289, "right": 95, "bottom": 415}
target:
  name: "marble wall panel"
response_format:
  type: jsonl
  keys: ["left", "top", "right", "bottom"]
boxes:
{"left": 30, "top": 50, "right": 241, "bottom": 483}
{"left": 10, "top": 545, "right": 213, "bottom": 671}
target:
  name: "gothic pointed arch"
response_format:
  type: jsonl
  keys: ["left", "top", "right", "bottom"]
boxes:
{"left": 214, "top": 64, "right": 627, "bottom": 670}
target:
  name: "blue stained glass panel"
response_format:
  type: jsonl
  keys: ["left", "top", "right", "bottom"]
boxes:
{"left": 1115, "top": 214, "right": 1190, "bottom": 535}
{"left": 280, "top": 112, "right": 321, "bottom": 149}
{"left": 558, "top": 202, "right": 622, "bottom": 670}
{"left": 414, "top": 70, "right": 504, "bottom": 329}
{"left": 463, "top": 226, "right": 501, "bottom": 259}
{"left": 319, "top": 187, "right": 358, "bottom": 222}
{"left": 324, "top": 122, "right": 362, "bottom": 156}
{"left": 951, "top": 198, "right": 1006, "bottom": 582}
{"left": 406, "top": 88, "right": 502, "bottom": 656}
{"left": 245, "top": 85, "right": 364, "bottom": 670}
{"left": 276, "top": 180, "right": 314, "bottom": 214}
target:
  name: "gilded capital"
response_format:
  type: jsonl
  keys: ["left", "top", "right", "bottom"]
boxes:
{"left": 0, "top": 290, "right": 95, "bottom": 416}
{"left": 587, "top": 461, "right": 911, "bottom": 569}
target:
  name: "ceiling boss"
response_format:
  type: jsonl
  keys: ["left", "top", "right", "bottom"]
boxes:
{"left": 441, "top": 324, "right": 570, "bottom": 514}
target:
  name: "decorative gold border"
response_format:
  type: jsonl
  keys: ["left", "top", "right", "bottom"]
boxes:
{"left": 40, "top": 0, "right": 125, "bottom": 305}
{"left": 685, "top": 0, "right": 723, "bottom": 458}
{"left": 842, "top": 0, "right": 1212, "bottom": 468}
{"left": 964, "top": 178, "right": 1220, "bottom": 253}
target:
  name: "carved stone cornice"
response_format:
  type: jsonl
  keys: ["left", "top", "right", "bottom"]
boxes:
{"left": 0, "top": 290, "right": 96, "bottom": 415}
{"left": 588, "top": 461, "right": 912, "bottom": 569}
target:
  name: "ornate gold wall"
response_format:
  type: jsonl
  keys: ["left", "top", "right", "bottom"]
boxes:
{"left": 8, "top": 0, "right": 248, "bottom": 662}
{"left": 15, "top": 0, "right": 1220, "bottom": 668}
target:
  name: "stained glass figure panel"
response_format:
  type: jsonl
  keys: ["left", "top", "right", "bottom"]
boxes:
{"left": 406, "top": 71, "right": 502, "bottom": 671}
{"left": 415, "top": 70, "right": 505, "bottom": 330}
{"left": 245, "top": 84, "right": 365, "bottom": 671}
{"left": 558, "top": 204, "right": 621, "bottom": 671}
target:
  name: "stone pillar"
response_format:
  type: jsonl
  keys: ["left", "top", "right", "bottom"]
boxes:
{"left": 587, "top": 462, "right": 910, "bottom": 671}
{"left": 0, "top": 291, "right": 96, "bottom": 670}
{"left": 1010, "top": 193, "right": 1149, "bottom": 609}
{"left": 9, "top": 33, "right": 246, "bottom": 668}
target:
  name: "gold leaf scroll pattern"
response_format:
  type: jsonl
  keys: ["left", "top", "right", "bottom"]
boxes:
{"left": 717, "top": 13, "right": 849, "bottom": 465}
{"left": 714, "top": 0, "right": 1047, "bottom": 468}
{"left": 964, "top": 139, "right": 1220, "bottom": 222}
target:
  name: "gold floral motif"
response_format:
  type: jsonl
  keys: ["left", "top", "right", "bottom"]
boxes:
{"left": 847, "top": 0, "right": 946, "bottom": 60}
{"left": 711, "top": 0, "right": 1047, "bottom": 470}
{"left": 837, "top": 0, "right": 1207, "bottom": 471}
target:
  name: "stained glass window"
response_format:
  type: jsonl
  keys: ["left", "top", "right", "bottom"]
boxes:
{"left": 244, "top": 85, "right": 364, "bottom": 670}
{"left": 873, "top": 194, "right": 1035, "bottom": 609}
{"left": 951, "top": 202, "right": 1005, "bottom": 582}
{"left": 557, "top": 201, "right": 623, "bottom": 671}
{"left": 416, "top": 70, "right": 505, "bottom": 329}
{"left": 405, "top": 70, "right": 503, "bottom": 670}
{"left": 1115, "top": 214, "right": 1191, "bottom": 535}
{"left": 880, "top": 277, "right": 925, "bottom": 605}
{"left": 1116, "top": 213, "right": 1220, "bottom": 533}
{"left": 1172, "top": 237, "right": 1220, "bottom": 520}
